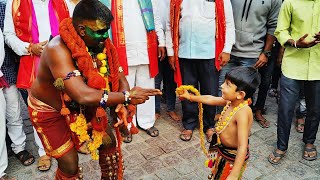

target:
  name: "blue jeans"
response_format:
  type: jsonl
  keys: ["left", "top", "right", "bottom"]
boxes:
{"left": 155, "top": 57, "right": 176, "bottom": 113}
{"left": 277, "top": 75, "right": 320, "bottom": 151}
{"left": 217, "top": 55, "right": 257, "bottom": 112}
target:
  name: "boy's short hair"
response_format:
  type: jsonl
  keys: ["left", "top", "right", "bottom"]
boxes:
{"left": 225, "top": 67, "right": 261, "bottom": 99}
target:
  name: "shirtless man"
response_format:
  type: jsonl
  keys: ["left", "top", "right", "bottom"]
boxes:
{"left": 28, "top": 0, "right": 161, "bottom": 179}
{"left": 178, "top": 67, "right": 260, "bottom": 179}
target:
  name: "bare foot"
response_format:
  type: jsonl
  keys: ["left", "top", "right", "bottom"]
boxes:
{"left": 167, "top": 111, "right": 181, "bottom": 121}
{"left": 155, "top": 113, "right": 161, "bottom": 120}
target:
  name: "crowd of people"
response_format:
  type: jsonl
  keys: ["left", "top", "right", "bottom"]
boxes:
{"left": 0, "top": 0, "right": 319, "bottom": 179}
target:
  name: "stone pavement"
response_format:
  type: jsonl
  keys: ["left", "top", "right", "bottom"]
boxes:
{"left": 5, "top": 96, "right": 320, "bottom": 180}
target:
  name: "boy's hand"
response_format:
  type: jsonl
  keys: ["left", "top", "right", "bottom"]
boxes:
{"left": 177, "top": 89, "right": 191, "bottom": 101}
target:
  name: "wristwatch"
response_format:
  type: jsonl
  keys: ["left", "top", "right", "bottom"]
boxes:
{"left": 262, "top": 50, "right": 272, "bottom": 58}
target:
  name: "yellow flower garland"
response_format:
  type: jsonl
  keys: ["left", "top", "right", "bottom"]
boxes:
{"left": 69, "top": 48, "right": 111, "bottom": 160}
{"left": 215, "top": 100, "right": 249, "bottom": 145}
{"left": 176, "top": 85, "right": 208, "bottom": 156}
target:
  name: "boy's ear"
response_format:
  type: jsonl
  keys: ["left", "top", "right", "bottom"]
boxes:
{"left": 236, "top": 91, "right": 246, "bottom": 100}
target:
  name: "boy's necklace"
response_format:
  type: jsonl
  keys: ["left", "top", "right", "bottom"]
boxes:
{"left": 215, "top": 100, "right": 249, "bottom": 135}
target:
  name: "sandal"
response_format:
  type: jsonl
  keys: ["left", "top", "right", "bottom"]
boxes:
{"left": 14, "top": 150, "right": 35, "bottom": 166}
{"left": 254, "top": 115, "right": 270, "bottom": 128}
{"left": 268, "top": 149, "right": 286, "bottom": 165}
{"left": 122, "top": 133, "right": 133, "bottom": 143}
{"left": 179, "top": 130, "right": 193, "bottom": 141}
{"left": 295, "top": 118, "right": 305, "bottom": 133}
{"left": 37, "top": 155, "right": 51, "bottom": 171}
{"left": 206, "top": 128, "right": 215, "bottom": 143}
{"left": 303, "top": 145, "right": 317, "bottom": 161}
{"left": 145, "top": 126, "right": 159, "bottom": 137}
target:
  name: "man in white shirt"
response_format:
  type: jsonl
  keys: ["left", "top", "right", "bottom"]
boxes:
{"left": 166, "top": 0, "right": 235, "bottom": 142}
{"left": 3, "top": 0, "right": 76, "bottom": 171}
{"left": 102, "top": 0, "right": 165, "bottom": 142}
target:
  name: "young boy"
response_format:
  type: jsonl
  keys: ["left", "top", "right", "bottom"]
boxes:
{"left": 178, "top": 67, "right": 260, "bottom": 180}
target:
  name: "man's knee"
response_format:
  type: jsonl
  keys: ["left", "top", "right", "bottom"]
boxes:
{"left": 57, "top": 148, "right": 79, "bottom": 175}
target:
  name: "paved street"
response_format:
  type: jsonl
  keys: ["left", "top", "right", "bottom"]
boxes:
{"left": 5, "top": 96, "right": 320, "bottom": 180}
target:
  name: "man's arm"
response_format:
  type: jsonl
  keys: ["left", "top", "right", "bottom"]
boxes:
{"left": 219, "top": 0, "right": 235, "bottom": 68}
{"left": 227, "top": 109, "right": 250, "bottom": 180}
{"left": 0, "top": 29, "right": 5, "bottom": 70}
{"left": 3, "top": 0, "right": 29, "bottom": 56}
{"left": 165, "top": 3, "right": 176, "bottom": 71}
{"left": 117, "top": 72, "right": 130, "bottom": 92}
{"left": 45, "top": 39, "right": 127, "bottom": 107}
{"left": 274, "top": 1, "right": 293, "bottom": 47}
{"left": 254, "top": 0, "right": 281, "bottom": 68}
{"left": 152, "top": 0, "right": 166, "bottom": 60}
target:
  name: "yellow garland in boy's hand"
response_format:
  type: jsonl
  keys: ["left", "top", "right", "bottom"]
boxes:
{"left": 175, "top": 85, "right": 208, "bottom": 156}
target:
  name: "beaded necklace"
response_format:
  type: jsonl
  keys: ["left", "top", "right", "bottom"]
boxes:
{"left": 215, "top": 100, "right": 249, "bottom": 145}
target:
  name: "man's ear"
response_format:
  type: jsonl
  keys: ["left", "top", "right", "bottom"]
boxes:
{"left": 236, "top": 91, "right": 246, "bottom": 100}
{"left": 77, "top": 25, "right": 86, "bottom": 37}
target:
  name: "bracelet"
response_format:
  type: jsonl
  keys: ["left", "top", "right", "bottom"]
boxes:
{"left": 122, "top": 91, "right": 131, "bottom": 106}
{"left": 100, "top": 90, "right": 109, "bottom": 107}
{"left": 63, "top": 70, "right": 81, "bottom": 80}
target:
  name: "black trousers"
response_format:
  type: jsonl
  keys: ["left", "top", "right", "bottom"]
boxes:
{"left": 277, "top": 74, "right": 320, "bottom": 151}
{"left": 179, "top": 58, "right": 219, "bottom": 132}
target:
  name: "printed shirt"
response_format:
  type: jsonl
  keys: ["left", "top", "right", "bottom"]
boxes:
{"left": 275, "top": 0, "right": 320, "bottom": 80}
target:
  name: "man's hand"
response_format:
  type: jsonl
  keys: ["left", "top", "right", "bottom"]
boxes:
{"left": 313, "top": 31, "right": 320, "bottom": 41}
{"left": 114, "top": 104, "right": 128, "bottom": 127}
{"left": 295, "top": 34, "right": 319, "bottom": 48}
{"left": 129, "top": 87, "right": 162, "bottom": 105}
{"left": 168, "top": 56, "right": 176, "bottom": 71}
{"left": 158, "top": 47, "right": 166, "bottom": 61}
{"left": 31, "top": 40, "right": 48, "bottom": 56}
{"left": 218, "top": 52, "right": 231, "bottom": 68}
{"left": 254, "top": 53, "right": 268, "bottom": 68}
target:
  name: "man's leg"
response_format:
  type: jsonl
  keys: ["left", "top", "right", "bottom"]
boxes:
{"left": 155, "top": 60, "right": 163, "bottom": 119}
{"left": 3, "top": 85, "right": 34, "bottom": 166}
{"left": 0, "top": 88, "right": 8, "bottom": 178}
{"left": 55, "top": 148, "right": 80, "bottom": 179}
{"left": 135, "top": 65, "right": 158, "bottom": 137}
{"left": 277, "top": 75, "right": 301, "bottom": 150}
{"left": 302, "top": 80, "right": 320, "bottom": 160}
{"left": 269, "top": 75, "right": 300, "bottom": 164}
{"left": 179, "top": 58, "right": 199, "bottom": 141}
{"left": 198, "top": 59, "right": 219, "bottom": 142}
{"left": 254, "top": 58, "right": 275, "bottom": 128}
{"left": 162, "top": 58, "right": 179, "bottom": 121}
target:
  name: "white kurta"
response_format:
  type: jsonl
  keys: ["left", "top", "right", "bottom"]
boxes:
{"left": 123, "top": 0, "right": 163, "bottom": 130}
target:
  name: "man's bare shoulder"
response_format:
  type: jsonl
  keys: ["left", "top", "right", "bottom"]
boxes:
{"left": 43, "top": 36, "right": 72, "bottom": 63}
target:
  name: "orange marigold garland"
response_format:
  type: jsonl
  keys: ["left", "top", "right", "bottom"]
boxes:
{"left": 58, "top": 18, "right": 123, "bottom": 161}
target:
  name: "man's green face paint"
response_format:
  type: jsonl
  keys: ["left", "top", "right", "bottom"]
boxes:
{"left": 85, "top": 26, "right": 109, "bottom": 41}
